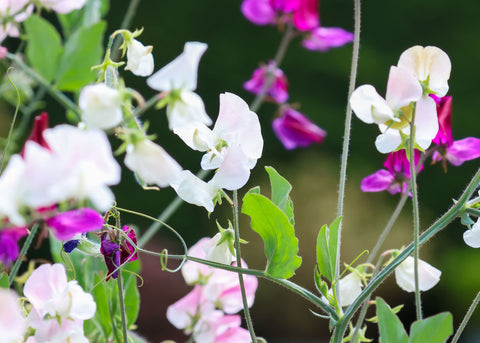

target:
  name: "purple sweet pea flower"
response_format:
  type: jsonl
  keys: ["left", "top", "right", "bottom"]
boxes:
{"left": 244, "top": 61, "right": 289, "bottom": 103}
{"left": 430, "top": 95, "right": 480, "bottom": 168}
{"left": 100, "top": 226, "right": 138, "bottom": 280}
{"left": 0, "top": 227, "right": 28, "bottom": 266}
{"left": 302, "top": 27, "right": 354, "bottom": 52}
{"left": 272, "top": 107, "right": 326, "bottom": 149}
{"left": 46, "top": 208, "right": 104, "bottom": 241}
{"left": 361, "top": 149, "right": 423, "bottom": 195}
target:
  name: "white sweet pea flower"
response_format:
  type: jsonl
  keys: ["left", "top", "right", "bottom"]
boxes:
{"left": 79, "top": 83, "right": 123, "bottom": 130}
{"left": 397, "top": 45, "right": 451, "bottom": 97}
{"left": 147, "top": 42, "right": 212, "bottom": 138}
{"left": 0, "top": 289, "right": 26, "bottom": 343}
{"left": 124, "top": 138, "right": 182, "bottom": 188}
{"left": 463, "top": 218, "right": 480, "bottom": 248}
{"left": 350, "top": 66, "right": 438, "bottom": 153}
{"left": 171, "top": 170, "right": 219, "bottom": 213}
{"left": 37, "top": 0, "right": 87, "bottom": 14}
{"left": 394, "top": 256, "right": 441, "bottom": 292}
{"left": 203, "top": 229, "right": 236, "bottom": 265}
{"left": 125, "top": 39, "right": 154, "bottom": 77}
{"left": 338, "top": 272, "right": 363, "bottom": 307}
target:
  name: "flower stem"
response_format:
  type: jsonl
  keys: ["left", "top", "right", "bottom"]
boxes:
{"left": 232, "top": 190, "right": 257, "bottom": 342}
{"left": 111, "top": 0, "right": 142, "bottom": 61}
{"left": 8, "top": 223, "right": 38, "bottom": 286}
{"left": 1, "top": 68, "right": 21, "bottom": 172}
{"left": 250, "top": 23, "right": 294, "bottom": 113}
{"left": 409, "top": 111, "right": 422, "bottom": 321}
{"left": 116, "top": 270, "right": 129, "bottom": 343}
{"left": 335, "top": 0, "right": 362, "bottom": 307}
{"left": 451, "top": 289, "right": 480, "bottom": 343}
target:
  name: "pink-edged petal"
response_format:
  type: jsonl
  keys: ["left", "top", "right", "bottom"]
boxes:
{"left": 350, "top": 85, "right": 394, "bottom": 124}
{"left": 215, "top": 326, "right": 251, "bottom": 343}
{"left": 241, "top": 0, "right": 276, "bottom": 25}
{"left": 360, "top": 169, "right": 394, "bottom": 192}
{"left": 181, "top": 238, "right": 213, "bottom": 284}
{"left": 46, "top": 208, "right": 104, "bottom": 241}
{"left": 167, "top": 285, "right": 213, "bottom": 330}
{"left": 302, "top": 27, "right": 354, "bottom": 52}
{"left": 385, "top": 66, "right": 423, "bottom": 111}
{"left": 446, "top": 137, "right": 480, "bottom": 166}
{"left": 414, "top": 96, "right": 438, "bottom": 150}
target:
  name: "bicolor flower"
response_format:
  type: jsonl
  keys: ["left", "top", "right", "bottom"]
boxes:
{"left": 302, "top": 27, "right": 354, "bottom": 52}
{"left": 194, "top": 312, "right": 250, "bottom": 343}
{"left": 272, "top": 107, "right": 326, "bottom": 149}
{"left": 430, "top": 95, "right": 480, "bottom": 168}
{"left": 100, "top": 226, "right": 138, "bottom": 280}
{"left": 146, "top": 42, "right": 212, "bottom": 142}
{"left": 350, "top": 66, "right": 437, "bottom": 153}
{"left": 244, "top": 61, "right": 289, "bottom": 103}
{"left": 125, "top": 38, "right": 154, "bottom": 77}
{"left": 0, "top": 288, "right": 26, "bottom": 343}
{"left": 79, "top": 83, "right": 123, "bottom": 130}
{"left": 361, "top": 149, "right": 423, "bottom": 195}
{"left": 394, "top": 256, "right": 441, "bottom": 292}
{"left": 181, "top": 237, "right": 218, "bottom": 285}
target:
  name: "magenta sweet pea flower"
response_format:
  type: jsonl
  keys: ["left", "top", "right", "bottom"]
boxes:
{"left": 241, "top": 0, "right": 276, "bottom": 25}
{"left": 292, "top": 0, "right": 319, "bottom": 31}
{"left": 302, "top": 27, "right": 354, "bottom": 52}
{"left": 0, "top": 227, "right": 28, "bottom": 266}
{"left": 100, "top": 225, "right": 138, "bottom": 280}
{"left": 361, "top": 149, "right": 423, "bottom": 195}
{"left": 272, "top": 107, "right": 326, "bottom": 149}
{"left": 244, "top": 61, "right": 289, "bottom": 103}
{"left": 21, "top": 112, "right": 50, "bottom": 157}
{"left": 46, "top": 208, "right": 104, "bottom": 241}
{"left": 431, "top": 95, "right": 480, "bottom": 168}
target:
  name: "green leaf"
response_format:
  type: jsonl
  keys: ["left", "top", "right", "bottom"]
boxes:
{"left": 408, "top": 312, "right": 453, "bottom": 343}
{"left": 376, "top": 297, "right": 409, "bottom": 343}
{"left": 24, "top": 16, "right": 63, "bottom": 83}
{"left": 0, "top": 273, "right": 8, "bottom": 288}
{"left": 90, "top": 274, "right": 112, "bottom": 338}
{"left": 124, "top": 273, "right": 140, "bottom": 327}
{"left": 265, "top": 166, "right": 294, "bottom": 225}
{"left": 315, "top": 217, "right": 341, "bottom": 282}
{"left": 55, "top": 21, "right": 106, "bottom": 91}
{"left": 242, "top": 193, "right": 302, "bottom": 279}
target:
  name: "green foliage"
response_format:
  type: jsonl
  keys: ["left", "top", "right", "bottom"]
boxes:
{"left": 55, "top": 21, "right": 106, "bottom": 91}
{"left": 242, "top": 191, "right": 302, "bottom": 279}
{"left": 316, "top": 217, "right": 342, "bottom": 283}
{"left": 265, "top": 166, "right": 294, "bottom": 225}
{"left": 0, "top": 273, "right": 8, "bottom": 288}
{"left": 24, "top": 16, "right": 63, "bottom": 83}
{"left": 91, "top": 274, "right": 112, "bottom": 338}
{"left": 376, "top": 298, "right": 409, "bottom": 343}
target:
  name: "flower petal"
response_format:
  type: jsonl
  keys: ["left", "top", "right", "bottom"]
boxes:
{"left": 350, "top": 85, "right": 393, "bottom": 124}
{"left": 385, "top": 66, "right": 423, "bottom": 111}
{"left": 47, "top": 208, "right": 104, "bottom": 241}
{"left": 360, "top": 169, "right": 394, "bottom": 192}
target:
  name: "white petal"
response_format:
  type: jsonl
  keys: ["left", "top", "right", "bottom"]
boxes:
{"left": 171, "top": 170, "right": 218, "bottom": 212}
{"left": 414, "top": 96, "right": 438, "bottom": 150}
{"left": 350, "top": 85, "right": 394, "bottom": 124}
{"left": 338, "top": 273, "right": 363, "bottom": 307}
{"left": 375, "top": 127, "right": 402, "bottom": 153}
{"left": 79, "top": 83, "right": 123, "bottom": 130}
{"left": 203, "top": 232, "right": 235, "bottom": 265}
{"left": 395, "top": 256, "right": 441, "bottom": 292}
{"left": 385, "top": 66, "right": 422, "bottom": 110}
{"left": 125, "top": 39, "right": 154, "bottom": 77}
{"left": 210, "top": 145, "right": 251, "bottom": 191}
{"left": 463, "top": 219, "right": 480, "bottom": 248}
{"left": 173, "top": 122, "right": 214, "bottom": 152}
{"left": 168, "top": 91, "right": 212, "bottom": 131}
{"left": 147, "top": 42, "right": 207, "bottom": 91}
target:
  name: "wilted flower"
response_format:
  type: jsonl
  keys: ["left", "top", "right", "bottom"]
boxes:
{"left": 394, "top": 256, "right": 441, "bottom": 292}
{"left": 244, "top": 61, "right": 289, "bottom": 103}
{"left": 100, "top": 226, "right": 138, "bottom": 280}
{"left": 272, "top": 107, "right": 326, "bottom": 149}
{"left": 79, "top": 83, "right": 123, "bottom": 130}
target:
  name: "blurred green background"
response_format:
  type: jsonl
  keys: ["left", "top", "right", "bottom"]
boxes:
{"left": 2, "top": 0, "right": 480, "bottom": 341}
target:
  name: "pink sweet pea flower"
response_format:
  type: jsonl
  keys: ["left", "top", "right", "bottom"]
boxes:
{"left": 361, "top": 149, "right": 423, "bottom": 195}
{"left": 241, "top": 0, "right": 276, "bottom": 25}
{"left": 244, "top": 61, "right": 289, "bottom": 103}
{"left": 194, "top": 312, "right": 249, "bottom": 343}
{"left": 302, "top": 27, "right": 354, "bottom": 52}
{"left": 46, "top": 208, "right": 104, "bottom": 241}
{"left": 0, "top": 288, "right": 26, "bottom": 342}
{"left": 430, "top": 95, "right": 480, "bottom": 168}
{"left": 0, "top": 226, "right": 28, "bottom": 266}
{"left": 272, "top": 107, "right": 326, "bottom": 149}
{"left": 292, "top": 0, "right": 319, "bottom": 31}
{"left": 20, "top": 112, "right": 50, "bottom": 157}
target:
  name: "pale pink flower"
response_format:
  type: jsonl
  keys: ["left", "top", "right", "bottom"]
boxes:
{"left": 0, "top": 288, "right": 26, "bottom": 343}
{"left": 181, "top": 237, "right": 217, "bottom": 284}
{"left": 302, "top": 27, "right": 354, "bottom": 52}
{"left": 194, "top": 312, "right": 249, "bottom": 343}
{"left": 37, "top": 0, "right": 88, "bottom": 14}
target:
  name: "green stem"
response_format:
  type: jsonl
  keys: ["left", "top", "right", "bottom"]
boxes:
{"left": 250, "top": 23, "right": 294, "bottom": 113}
{"left": 232, "top": 190, "right": 257, "bottom": 342}
{"left": 332, "top": 167, "right": 480, "bottom": 342}
{"left": 8, "top": 224, "right": 39, "bottom": 286}
{"left": 1, "top": 68, "right": 21, "bottom": 172}
{"left": 335, "top": 0, "right": 362, "bottom": 307}
{"left": 133, "top": 94, "right": 161, "bottom": 118}
{"left": 5, "top": 53, "right": 81, "bottom": 116}
{"left": 111, "top": 0, "right": 142, "bottom": 61}
{"left": 409, "top": 110, "right": 422, "bottom": 321}
{"left": 116, "top": 270, "right": 129, "bottom": 343}
{"left": 466, "top": 208, "right": 480, "bottom": 217}
{"left": 451, "top": 290, "right": 480, "bottom": 343}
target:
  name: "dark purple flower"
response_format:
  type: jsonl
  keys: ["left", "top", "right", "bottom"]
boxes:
{"left": 361, "top": 150, "right": 423, "bottom": 195}
{"left": 63, "top": 239, "right": 80, "bottom": 253}
{"left": 430, "top": 95, "right": 480, "bottom": 168}
{"left": 302, "top": 27, "right": 354, "bottom": 52}
{"left": 100, "top": 226, "right": 138, "bottom": 280}
{"left": 46, "top": 208, "right": 104, "bottom": 241}
{"left": 272, "top": 107, "right": 326, "bottom": 149}
{"left": 244, "top": 61, "right": 289, "bottom": 103}
{"left": 0, "top": 227, "right": 28, "bottom": 266}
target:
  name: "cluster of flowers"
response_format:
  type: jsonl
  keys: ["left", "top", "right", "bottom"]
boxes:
{"left": 0, "top": 0, "right": 87, "bottom": 49}
{"left": 167, "top": 237, "right": 258, "bottom": 343}
{"left": 241, "top": 0, "right": 354, "bottom": 150}
{"left": 1, "top": 263, "right": 96, "bottom": 342}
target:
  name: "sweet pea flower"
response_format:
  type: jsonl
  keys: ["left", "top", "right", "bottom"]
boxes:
{"left": 337, "top": 272, "right": 363, "bottom": 307}
{"left": 124, "top": 138, "right": 182, "bottom": 188}
{"left": 350, "top": 66, "right": 438, "bottom": 153}
{"left": 241, "top": 0, "right": 276, "bottom": 25}
{"left": 291, "top": 0, "right": 319, "bottom": 31}
{"left": 463, "top": 218, "right": 480, "bottom": 248}
{"left": 430, "top": 95, "right": 480, "bottom": 168}
{"left": 397, "top": 46, "right": 451, "bottom": 97}
{"left": 394, "top": 256, "right": 441, "bottom": 292}
{"left": 0, "top": 226, "right": 28, "bottom": 266}
{"left": 203, "top": 229, "right": 236, "bottom": 265}
{"left": 302, "top": 27, "right": 354, "bottom": 52}
{"left": 37, "top": 0, "right": 87, "bottom": 14}
{"left": 194, "top": 312, "right": 250, "bottom": 343}
{"left": 361, "top": 149, "right": 423, "bottom": 195}
{"left": 46, "top": 208, "right": 104, "bottom": 241}
{"left": 0, "top": 0, "right": 33, "bottom": 42}
{"left": 79, "top": 83, "right": 123, "bottom": 130}
{"left": 125, "top": 38, "right": 154, "bottom": 77}
{"left": 171, "top": 170, "right": 220, "bottom": 213}
{"left": 146, "top": 42, "right": 212, "bottom": 141}
{"left": 0, "top": 288, "right": 26, "bottom": 343}
{"left": 100, "top": 226, "right": 138, "bottom": 280}
{"left": 181, "top": 237, "right": 217, "bottom": 285}
{"left": 244, "top": 61, "right": 289, "bottom": 103}
{"left": 272, "top": 107, "right": 326, "bottom": 149}
{"left": 28, "top": 317, "right": 89, "bottom": 343}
